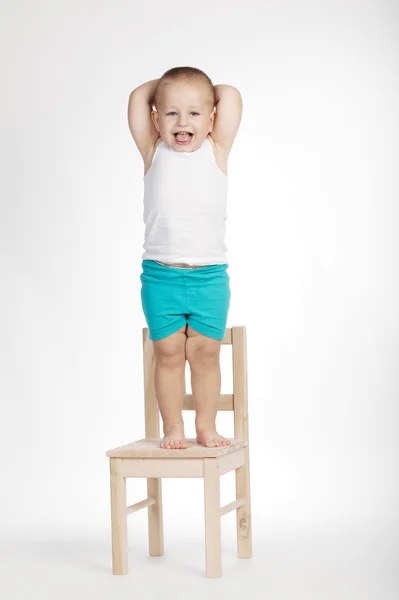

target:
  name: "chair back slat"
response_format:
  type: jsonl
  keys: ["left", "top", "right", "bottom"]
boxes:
{"left": 142, "top": 326, "right": 248, "bottom": 440}
{"left": 142, "top": 328, "right": 160, "bottom": 439}
{"left": 232, "top": 326, "right": 249, "bottom": 440}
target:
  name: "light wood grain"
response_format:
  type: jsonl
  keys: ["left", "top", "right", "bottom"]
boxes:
{"left": 220, "top": 498, "right": 245, "bottom": 517}
{"left": 126, "top": 497, "right": 155, "bottom": 515}
{"left": 142, "top": 329, "right": 164, "bottom": 556}
{"left": 106, "top": 325, "right": 252, "bottom": 577}
{"left": 204, "top": 459, "right": 222, "bottom": 577}
{"left": 232, "top": 327, "right": 252, "bottom": 559}
{"left": 218, "top": 447, "right": 244, "bottom": 475}
{"left": 143, "top": 328, "right": 159, "bottom": 439}
{"left": 147, "top": 478, "right": 164, "bottom": 555}
{"left": 122, "top": 458, "right": 204, "bottom": 478}
{"left": 106, "top": 437, "right": 247, "bottom": 459}
{"left": 110, "top": 458, "right": 128, "bottom": 574}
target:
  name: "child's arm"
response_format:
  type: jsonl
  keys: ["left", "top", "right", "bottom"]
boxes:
{"left": 212, "top": 85, "right": 243, "bottom": 155}
{"left": 127, "top": 79, "right": 160, "bottom": 159}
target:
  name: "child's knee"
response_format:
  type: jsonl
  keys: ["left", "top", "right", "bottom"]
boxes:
{"left": 153, "top": 328, "right": 187, "bottom": 366}
{"left": 185, "top": 335, "right": 221, "bottom": 366}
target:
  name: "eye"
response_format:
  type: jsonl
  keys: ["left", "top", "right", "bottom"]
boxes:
{"left": 166, "top": 112, "right": 200, "bottom": 116}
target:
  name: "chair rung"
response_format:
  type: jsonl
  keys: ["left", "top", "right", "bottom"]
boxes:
{"left": 220, "top": 498, "right": 245, "bottom": 517}
{"left": 126, "top": 497, "right": 156, "bottom": 515}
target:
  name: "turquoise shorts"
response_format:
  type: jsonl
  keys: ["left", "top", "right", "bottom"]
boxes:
{"left": 140, "top": 260, "right": 231, "bottom": 341}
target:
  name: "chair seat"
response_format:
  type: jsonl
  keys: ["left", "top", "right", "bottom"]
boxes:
{"left": 106, "top": 438, "right": 248, "bottom": 459}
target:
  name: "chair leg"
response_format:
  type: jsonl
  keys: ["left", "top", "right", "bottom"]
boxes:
{"left": 204, "top": 459, "right": 222, "bottom": 578}
{"left": 110, "top": 458, "right": 128, "bottom": 574}
{"left": 235, "top": 445, "right": 252, "bottom": 558}
{"left": 147, "top": 478, "right": 164, "bottom": 556}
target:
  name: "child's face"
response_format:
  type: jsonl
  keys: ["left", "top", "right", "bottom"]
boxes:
{"left": 152, "top": 82, "right": 215, "bottom": 151}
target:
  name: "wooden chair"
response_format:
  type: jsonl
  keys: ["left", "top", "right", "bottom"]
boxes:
{"left": 106, "top": 325, "right": 252, "bottom": 578}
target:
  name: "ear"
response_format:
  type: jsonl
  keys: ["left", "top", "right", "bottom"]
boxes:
{"left": 208, "top": 109, "right": 216, "bottom": 130}
{"left": 151, "top": 108, "right": 160, "bottom": 132}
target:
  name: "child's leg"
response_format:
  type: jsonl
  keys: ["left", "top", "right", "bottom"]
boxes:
{"left": 185, "top": 325, "right": 231, "bottom": 448}
{"left": 153, "top": 325, "right": 188, "bottom": 449}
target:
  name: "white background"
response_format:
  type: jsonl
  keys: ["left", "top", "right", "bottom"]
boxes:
{"left": 1, "top": 0, "right": 398, "bottom": 598}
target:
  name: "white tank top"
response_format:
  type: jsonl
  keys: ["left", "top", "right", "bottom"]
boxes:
{"left": 142, "top": 136, "right": 228, "bottom": 265}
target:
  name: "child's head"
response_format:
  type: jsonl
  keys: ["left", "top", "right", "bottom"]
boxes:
{"left": 151, "top": 66, "right": 216, "bottom": 151}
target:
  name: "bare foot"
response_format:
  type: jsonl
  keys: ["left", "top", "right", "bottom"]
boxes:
{"left": 160, "top": 424, "right": 189, "bottom": 449}
{"left": 196, "top": 425, "right": 231, "bottom": 448}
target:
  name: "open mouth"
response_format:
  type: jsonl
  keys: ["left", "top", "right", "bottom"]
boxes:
{"left": 174, "top": 132, "right": 193, "bottom": 144}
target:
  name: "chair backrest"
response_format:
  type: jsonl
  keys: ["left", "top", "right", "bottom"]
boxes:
{"left": 142, "top": 326, "right": 249, "bottom": 441}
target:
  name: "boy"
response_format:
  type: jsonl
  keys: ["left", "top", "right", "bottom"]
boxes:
{"left": 128, "top": 67, "right": 242, "bottom": 449}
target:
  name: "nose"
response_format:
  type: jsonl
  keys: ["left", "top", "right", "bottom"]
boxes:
{"left": 177, "top": 112, "right": 190, "bottom": 122}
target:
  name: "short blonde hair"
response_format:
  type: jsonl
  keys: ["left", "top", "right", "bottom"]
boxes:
{"left": 152, "top": 66, "right": 215, "bottom": 111}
